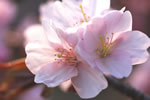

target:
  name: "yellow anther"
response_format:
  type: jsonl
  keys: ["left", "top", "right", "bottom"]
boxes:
{"left": 79, "top": 5, "right": 88, "bottom": 22}
{"left": 57, "top": 54, "right": 62, "bottom": 58}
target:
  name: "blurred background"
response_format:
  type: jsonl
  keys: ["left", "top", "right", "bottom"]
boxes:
{"left": 0, "top": 0, "right": 150, "bottom": 100}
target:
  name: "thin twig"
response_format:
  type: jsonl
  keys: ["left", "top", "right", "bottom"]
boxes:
{"left": 105, "top": 76, "right": 150, "bottom": 100}
{"left": 0, "top": 58, "right": 26, "bottom": 68}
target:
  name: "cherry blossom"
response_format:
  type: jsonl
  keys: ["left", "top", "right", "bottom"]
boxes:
{"left": 40, "top": 0, "right": 110, "bottom": 29}
{"left": 76, "top": 10, "right": 150, "bottom": 78}
{"left": 24, "top": 0, "right": 149, "bottom": 99}
{"left": 25, "top": 24, "right": 107, "bottom": 99}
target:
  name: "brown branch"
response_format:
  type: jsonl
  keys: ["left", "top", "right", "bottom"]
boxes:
{"left": 105, "top": 76, "right": 150, "bottom": 100}
{"left": 0, "top": 58, "right": 26, "bottom": 69}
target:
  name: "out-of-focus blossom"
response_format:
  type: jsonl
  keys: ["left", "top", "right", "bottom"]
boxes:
{"left": 128, "top": 56, "right": 150, "bottom": 94}
{"left": 0, "top": 44, "right": 11, "bottom": 62}
{"left": 0, "top": 0, "right": 16, "bottom": 62}
{"left": 40, "top": 0, "right": 110, "bottom": 29}
{"left": 25, "top": 24, "right": 107, "bottom": 99}
{"left": 76, "top": 10, "right": 150, "bottom": 78}
{"left": 0, "top": 0, "right": 16, "bottom": 27}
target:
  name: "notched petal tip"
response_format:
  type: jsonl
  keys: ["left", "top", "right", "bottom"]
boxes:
{"left": 120, "top": 7, "right": 126, "bottom": 12}
{"left": 72, "top": 63, "right": 108, "bottom": 99}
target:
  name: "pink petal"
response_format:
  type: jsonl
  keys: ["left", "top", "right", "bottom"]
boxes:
{"left": 95, "top": 50, "right": 132, "bottom": 78}
{"left": 25, "top": 43, "right": 56, "bottom": 74}
{"left": 104, "top": 10, "right": 132, "bottom": 37}
{"left": 75, "top": 44, "right": 98, "bottom": 68}
{"left": 80, "top": 17, "right": 105, "bottom": 53}
{"left": 55, "top": 26, "right": 83, "bottom": 48}
{"left": 75, "top": 17, "right": 106, "bottom": 67}
{"left": 35, "top": 62, "right": 78, "bottom": 87}
{"left": 115, "top": 31, "right": 150, "bottom": 65}
{"left": 71, "top": 62, "right": 107, "bottom": 99}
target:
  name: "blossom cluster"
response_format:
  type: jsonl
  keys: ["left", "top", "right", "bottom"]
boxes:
{"left": 25, "top": 0, "right": 150, "bottom": 99}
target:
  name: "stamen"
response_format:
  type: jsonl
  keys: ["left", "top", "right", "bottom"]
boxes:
{"left": 97, "top": 33, "right": 115, "bottom": 58}
{"left": 54, "top": 48, "right": 78, "bottom": 66}
{"left": 79, "top": 5, "right": 88, "bottom": 22}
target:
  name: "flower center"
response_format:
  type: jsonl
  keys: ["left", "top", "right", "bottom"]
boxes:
{"left": 54, "top": 48, "right": 78, "bottom": 66}
{"left": 97, "top": 33, "right": 115, "bottom": 58}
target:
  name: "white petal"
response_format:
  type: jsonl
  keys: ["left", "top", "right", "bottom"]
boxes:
{"left": 71, "top": 62, "right": 107, "bottom": 99}
{"left": 24, "top": 24, "right": 49, "bottom": 45}
{"left": 40, "top": 1, "right": 82, "bottom": 29}
{"left": 42, "top": 19, "right": 74, "bottom": 49}
{"left": 42, "top": 19, "right": 61, "bottom": 44}
{"left": 25, "top": 42, "right": 56, "bottom": 74}
{"left": 54, "top": 26, "right": 81, "bottom": 48}
{"left": 82, "top": 0, "right": 110, "bottom": 16}
{"left": 96, "top": 51, "right": 132, "bottom": 78}
{"left": 35, "top": 62, "right": 78, "bottom": 87}
{"left": 116, "top": 31, "right": 150, "bottom": 65}
{"left": 25, "top": 24, "right": 57, "bottom": 74}
{"left": 63, "top": 0, "right": 82, "bottom": 7}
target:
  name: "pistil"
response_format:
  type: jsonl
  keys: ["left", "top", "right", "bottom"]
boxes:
{"left": 79, "top": 5, "right": 88, "bottom": 22}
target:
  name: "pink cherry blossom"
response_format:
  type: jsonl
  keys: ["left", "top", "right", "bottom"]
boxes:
{"left": 25, "top": 23, "right": 107, "bottom": 98}
{"left": 0, "top": 0, "right": 16, "bottom": 27}
{"left": 76, "top": 10, "right": 150, "bottom": 78}
{"left": 0, "top": 0, "right": 16, "bottom": 61}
